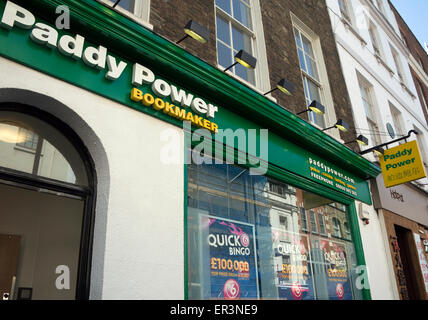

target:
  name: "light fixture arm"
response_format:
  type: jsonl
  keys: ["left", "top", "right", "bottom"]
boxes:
{"left": 263, "top": 87, "right": 277, "bottom": 96}
{"left": 176, "top": 34, "right": 189, "bottom": 44}
{"left": 296, "top": 109, "right": 309, "bottom": 116}
{"left": 322, "top": 125, "right": 336, "bottom": 132}
{"left": 224, "top": 61, "right": 238, "bottom": 73}
{"left": 112, "top": 0, "right": 121, "bottom": 8}
{"left": 359, "top": 130, "right": 418, "bottom": 155}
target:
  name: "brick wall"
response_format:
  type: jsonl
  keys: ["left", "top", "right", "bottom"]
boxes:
{"left": 150, "top": 0, "right": 358, "bottom": 147}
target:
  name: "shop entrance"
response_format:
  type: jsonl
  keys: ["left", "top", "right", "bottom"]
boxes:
{"left": 0, "top": 104, "right": 95, "bottom": 300}
{"left": 394, "top": 225, "right": 424, "bottom": 300}
{"left": 0, "top": 183, "right": 84, "bottom": 300}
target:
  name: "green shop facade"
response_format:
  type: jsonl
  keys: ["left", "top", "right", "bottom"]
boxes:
{"left": 0, "top": 0, "right": 381, "bottom": 300}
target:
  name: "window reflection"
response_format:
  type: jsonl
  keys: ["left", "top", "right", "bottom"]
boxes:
{"left": 187, "top": 154, "right": 362, "bottom": 300}
{"left": 0, "top": 112, "right": 88, "bottom": 186}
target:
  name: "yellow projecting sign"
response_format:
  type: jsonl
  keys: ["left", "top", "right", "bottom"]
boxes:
{"left": 379, "top": 140, "right": 426, "bottom": 188}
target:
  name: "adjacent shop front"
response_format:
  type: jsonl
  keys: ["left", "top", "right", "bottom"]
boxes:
{"left": 0, "top": 0, "right": 380, "bottom": 300}
{"left": 372, "top": 175, "right": 428, "bottom": 300}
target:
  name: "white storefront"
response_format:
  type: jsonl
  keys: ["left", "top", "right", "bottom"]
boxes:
{"left": 0, "top": 56, "right": 185, "bottom": 299}
{"left": 326, "top": 0, "right": 428, "bottom": 300}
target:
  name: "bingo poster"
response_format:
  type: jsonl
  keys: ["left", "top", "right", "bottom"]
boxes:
{"left": 272, "top": 229, "right": 315, "bottom": 300}
{"left": 201, "top": 215, "right": 259, "bottom": 299}
{"left": 320, "top": 240, "right": 353, "bottom": 300}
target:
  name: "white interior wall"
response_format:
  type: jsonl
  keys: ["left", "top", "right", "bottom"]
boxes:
{"left": 0, "top": 183, "right": 83, "bottom": 300}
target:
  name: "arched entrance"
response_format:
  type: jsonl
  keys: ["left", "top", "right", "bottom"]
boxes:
{"left": 0, "top": 103, "right": 96, "bottom": 300}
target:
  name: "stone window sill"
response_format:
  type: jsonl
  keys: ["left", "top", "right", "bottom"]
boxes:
{"left": 341, "top": 18, "right": 367, "bottom": 47}
{"left": 400, "top": 81, "right": 417, "bottom": 100}
{"left": 374, "top": 53, "right": 394, "bottom": 76}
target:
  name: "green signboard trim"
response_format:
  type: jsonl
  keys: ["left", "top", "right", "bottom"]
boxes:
{"left": 12, "top": 0, "right": 380, "bottom": 181}
{"left": 0, "top": 0, "right": 371, "bottom": 301}
{"left": 0, "top": 0, "right": 373, "bottom": 204}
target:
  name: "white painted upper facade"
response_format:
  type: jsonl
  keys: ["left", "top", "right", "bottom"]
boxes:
{"left": 327, "top": 0, "right": 428, "bottom": 300}
{"left": 326, "top": 0, "right": 428, "bottom": 181}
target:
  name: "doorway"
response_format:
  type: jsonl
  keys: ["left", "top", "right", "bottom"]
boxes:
{"left": 394, "top": 225, "right": 424, "bottom": 300}
{"left": 0, "top": 183, "right": 84, "bottom": 299}
{"left": 0, "top": 104, "right": 95, "bottom": 299}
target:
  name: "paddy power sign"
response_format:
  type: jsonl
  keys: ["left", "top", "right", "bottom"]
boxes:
{"left": 0, "top": 0, "right": 375, "bottom": 204}
{"left": 379, "top": 140, "right": 426, "bottom": 188}
{"left": 0, "top": 0, "right": 219, "bottom": 133}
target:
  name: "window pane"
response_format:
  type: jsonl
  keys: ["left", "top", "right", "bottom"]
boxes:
{"left": 187, "top": 153, "right": 363, "bottom": 300}
{"left": 235, "top": 61, "right": 255, "bottom": 85}
{"left": 306, "top": 79, "right": 325, "bottom": 128}
{"left": 232, "top": 0, "right": 252, "bottom": 29}
{"left": 300, "top": 208, "right": 308, "bottom": 232}
{"left": 310, "top": 210, "right": 318, "bottom": 234}
{"left": 0, "top": 111, "right": 88, "bottom": 185}
{"left": 216, "top": 0, "right": 232, "bottom": 14}
{"left": 297, "top": 49, "right": 306, "bottom": 72}
{"left": 217, "top": 41, "right": 232, "bottom": 68}
{"left": 16, "top": 128, "right": 39, "bottom": 150}
{"left": 305, "top": 78, "right": 321, "bottom": 102}
{"left": 302, "top": 35, "right": 315, "bottom": 59}
{"left": 216, "top": 16, "right": 231, "bottom": 45}
{"left": 116, "top": 0, "right": 134, "bottom": 12}
{"left": 232, "top": 26, "right": 252, "bottom": 52}
{"left": 305, "top": 56, "right": 319, "bottom": 80}
{"left": 319, "top": 213, "right": 326, "bottom": 235}
{"left": 294, "top": 28, "right": 302, "bottom": 49}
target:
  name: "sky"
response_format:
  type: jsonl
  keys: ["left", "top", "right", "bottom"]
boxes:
{"left": 390, "top": 0, "right": 428, "bottom": 50}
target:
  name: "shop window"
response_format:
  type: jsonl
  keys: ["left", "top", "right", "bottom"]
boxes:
{"left": 0, "top": 108, "right": 93, "bottom": 300}
{"left": 0, "top": 111, "right": 88, "bottom": 185}
{"left": 187, "top": 151, "right": 363, "bottom": 300}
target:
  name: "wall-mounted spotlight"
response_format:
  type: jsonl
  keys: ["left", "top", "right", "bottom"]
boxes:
{"left": 322, "top": 119, "right": 349, "bottom": 133}
{"left": 345, "top": 135, "right": 369, "bottom": 146}
{"left": 297, "top": 100, "right": 325, "bottom": 116}
{"left": 176, "top": 20, "right": 210, "bottom": 45}
{"left": 264, "top": 79, "right": 295, "bottom": 96}
{"left": 373, "top": 146, "right": 384, "bottom": 156}
{"left": 224, "top": 50, "right": 257, "bottom": 72}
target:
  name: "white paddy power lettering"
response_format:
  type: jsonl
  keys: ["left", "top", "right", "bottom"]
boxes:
{"left": 208, "top": 234, "right": 250, "bottom": 256}
{"left": 0, "top": 0, "right": 219, "bottom": 121}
